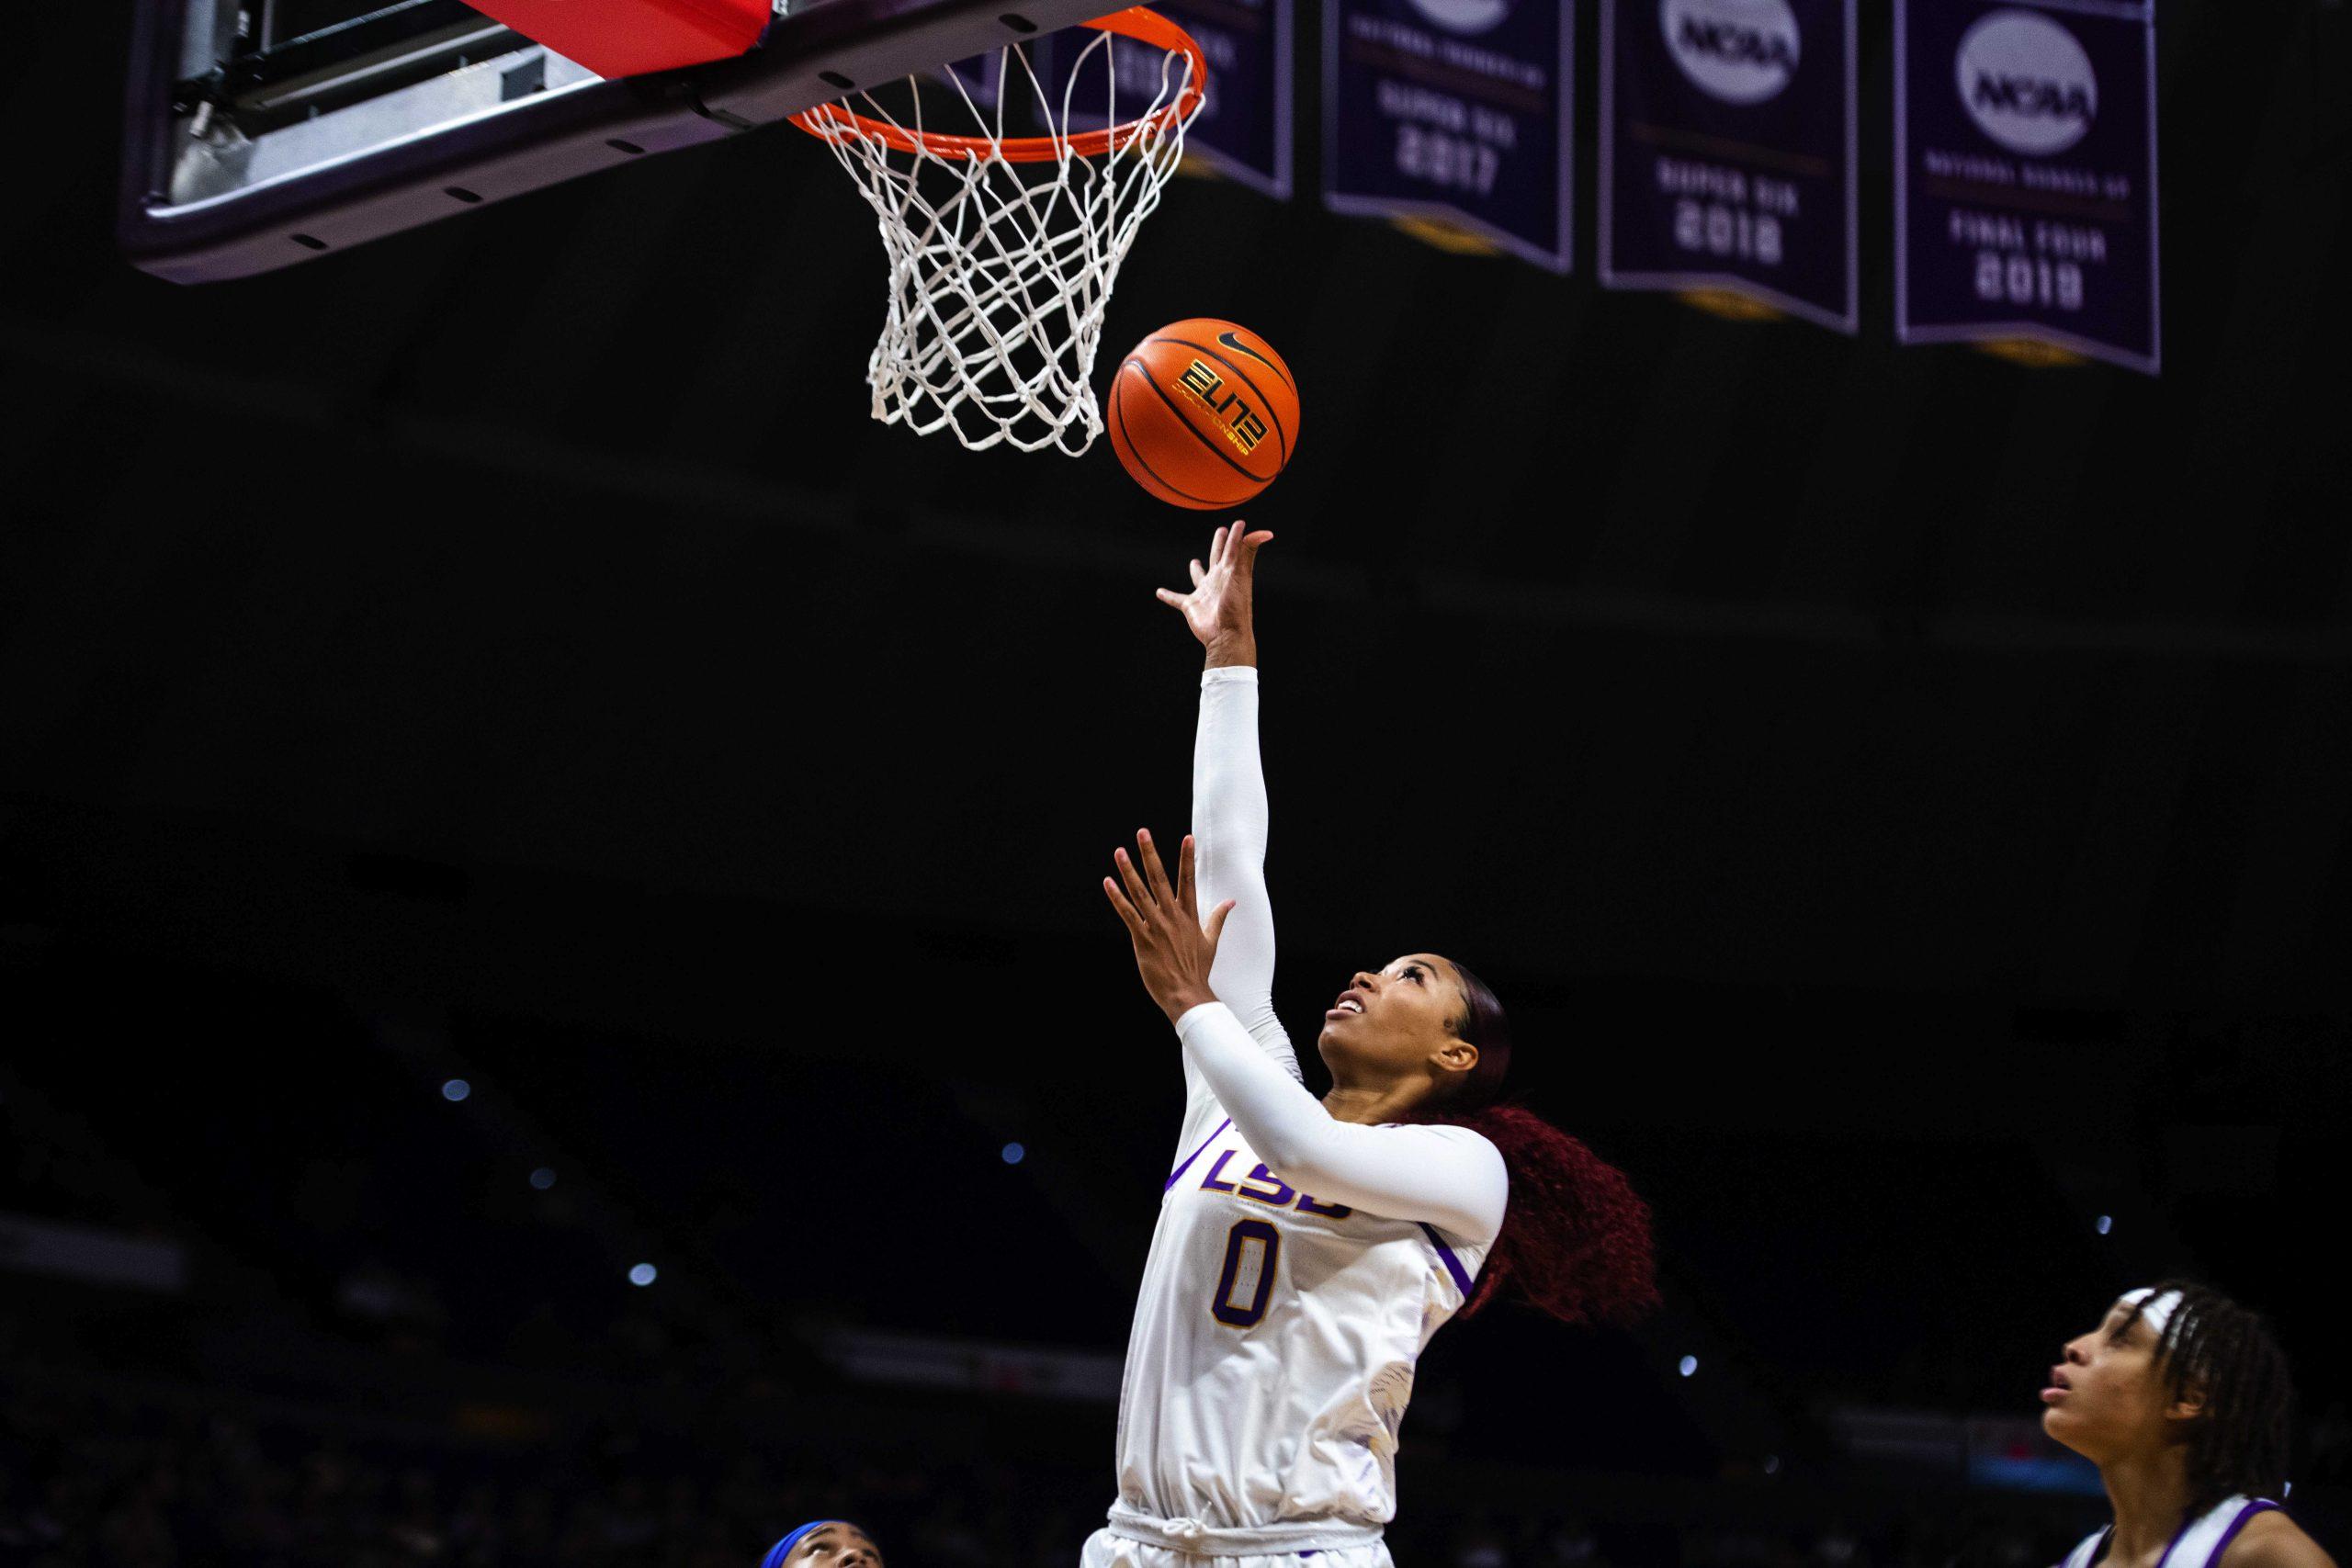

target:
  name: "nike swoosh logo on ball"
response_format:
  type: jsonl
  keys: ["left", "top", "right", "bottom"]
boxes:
{"left": 1216, "top": 331, "right": 1289, "bottom": 387}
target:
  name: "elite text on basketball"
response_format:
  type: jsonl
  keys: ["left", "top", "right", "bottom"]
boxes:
{"left": 1177, "top": 360, "right": 1272, "bottom": 457}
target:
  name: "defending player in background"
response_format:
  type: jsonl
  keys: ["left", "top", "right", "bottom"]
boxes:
{"left": 2043, "top": 1283, "right": 2334, "bottom": 1568}
{"left": 1091, "top": 523, "right": 1658, "bottom": 1565}
{"left": 761, "top": 1520, "right": 884, "bottom": 1568}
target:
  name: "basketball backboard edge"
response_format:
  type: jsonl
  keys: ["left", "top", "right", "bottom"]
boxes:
{"left": 121, "top": 0, "right": 1125, "bottom": 285}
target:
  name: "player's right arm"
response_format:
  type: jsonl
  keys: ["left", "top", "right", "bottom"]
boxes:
{"left": 1156, "top": 526, "right": 1300, "bottom": 1107}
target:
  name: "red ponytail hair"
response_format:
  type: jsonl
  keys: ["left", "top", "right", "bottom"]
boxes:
{"left": 1422, "top": 962, "right": 1659, "bottom": 1326}
{"left": 1452, "top": 1103, "right": 1659, "bottom": 1323}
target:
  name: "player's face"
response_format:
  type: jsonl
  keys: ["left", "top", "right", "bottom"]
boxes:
{"left": 787, "top": 1525, "right": 883, "bottom": 1568}
{"left": 2041, "top": 1299, "right": 2196, "bottom": 1463}
{"left": 1317, "top": 953, "right": 1478, "bottom": 1093}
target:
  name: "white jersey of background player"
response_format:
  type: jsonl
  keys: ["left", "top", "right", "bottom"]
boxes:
{"left": 1090, "top": 525, "right": 1657, "bottom": 1568}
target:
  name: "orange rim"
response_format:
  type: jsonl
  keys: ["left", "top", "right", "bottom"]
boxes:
{"left": 788, "top": 6, "right": 1206, "bottom": 164}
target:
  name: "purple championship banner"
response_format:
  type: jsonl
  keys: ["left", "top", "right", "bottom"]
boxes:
{"left": 1170, "top": 0, "right": 1296, "bottom": 197}
{"left": 1030, "top": 0, "right": 1295, "bottom": 197}
{"left": 1895, "top": 0, "right": 2159, "bottom": 373}
{"left": 1599, "top": 0, "right": 1858, "bottom": 332}
{"left": 1323, "top": 0, "right": 1576, "bottom": 270}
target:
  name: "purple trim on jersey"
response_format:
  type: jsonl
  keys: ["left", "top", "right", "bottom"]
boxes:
{"left": 2159, "top": 1510, "right": 2197, "bottom": 1568}
{"left": 1166, "top": 1119, "right": 1233, "bottom": 1190}
{"left": 2204, "top": 1500, "right": 2279, "bottom": 1568}
{"left": 2095, "top": 1511, "right": 2199, "bottom": 1568}
{"left": 1419, "top": 1222, "right": 1476, "bottom": 1297}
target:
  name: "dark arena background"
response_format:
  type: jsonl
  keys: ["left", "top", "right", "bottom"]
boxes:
{"left": 4, "top": 1, "right": 2349, "bottom": 1566}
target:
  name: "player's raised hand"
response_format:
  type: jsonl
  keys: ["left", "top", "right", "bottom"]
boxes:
{"left": 1156, "top": 522, "right": 1273, "bottom": 660}
{"left": 1102, "top": 829, "right": 1235, "bottom": 1025}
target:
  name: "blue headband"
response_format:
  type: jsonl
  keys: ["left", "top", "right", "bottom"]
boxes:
{"left": 762, "top": 1522, "right": 846, "bottom": 1568}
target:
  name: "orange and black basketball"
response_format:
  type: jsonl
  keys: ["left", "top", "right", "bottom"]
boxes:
{"left": 1108, "top": 320, "right": 1299, "bottom": 510}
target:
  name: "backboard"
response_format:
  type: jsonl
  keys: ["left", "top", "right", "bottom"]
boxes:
{"left": 120, "top": 0, "right": 1136, "bottom": 283}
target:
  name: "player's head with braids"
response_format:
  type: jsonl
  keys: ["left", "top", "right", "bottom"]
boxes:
{"left": 2044, "top": 1280, "right": 2294, "bottom": 1512}
{"left": 1322, "top": 953, "right": 1657, "bottom": 1327}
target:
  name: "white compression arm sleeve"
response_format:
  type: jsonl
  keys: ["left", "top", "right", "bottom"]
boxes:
{"left": 1176, "top": 999, "right": 1508, "bottom": 1245}
{"left": 1193, "top": 667, "right": 1300, "bottom": 1078}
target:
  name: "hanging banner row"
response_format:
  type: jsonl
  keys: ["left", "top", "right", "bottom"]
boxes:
{"left": 1031, "top": 0, "right": 2159, "bottom": 372}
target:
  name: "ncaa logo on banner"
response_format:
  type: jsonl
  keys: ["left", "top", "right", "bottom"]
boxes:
{"left": 1658, "top": 0, "right": 1800, "bottom": 106}
{"left": 1955, "top": 9, "right": 2098, "bottom": 155}
{"left": 1406, "top": 0, "right": 1511, "bottom": 38}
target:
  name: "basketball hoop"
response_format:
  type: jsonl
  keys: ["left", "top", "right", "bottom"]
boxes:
{"left": 791, "top": 8, "right": 1207, "bottom": 455}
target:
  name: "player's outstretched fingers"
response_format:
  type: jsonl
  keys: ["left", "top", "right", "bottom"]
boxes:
{"left": 1102, "top": 874, "right": 1144, "bottom": 934}
{"left": 1136, "top": 829, "right": 1178, "bottom": 908}
{"left": 1113, "top": 844, "right": 1154, "bottom": 914}
{"left": 1176, "top": 834, "right": 1196, "bottom": 919}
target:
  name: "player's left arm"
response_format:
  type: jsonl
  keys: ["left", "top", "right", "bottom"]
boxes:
{"left": 1174, "top": 998, "right": 1505, "bottom": 1239}
{"left": 2222, "top": 1512, "right": 2337, "bottom": 1568}
{"left": 1102, "top": 831, "right": 1508, "bottom": 1244}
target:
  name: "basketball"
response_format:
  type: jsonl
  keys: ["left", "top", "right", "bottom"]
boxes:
{"left": 1109, "top": 320, "right": 1300, "bottom": 510}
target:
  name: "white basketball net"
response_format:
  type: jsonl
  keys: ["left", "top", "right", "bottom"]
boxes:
{"left": 795, "top": 23, "right": 1203, "bottom": 455}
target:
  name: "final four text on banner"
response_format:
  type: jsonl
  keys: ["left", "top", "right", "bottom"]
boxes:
{"left": 1325, "top": 0, "right": 1575, "bottom": 269}
{"left": 1036, "top": 0, "right": 1295, "bottom": 197}
{"left": 1600, "top": 0, "right": 1857, "bottom": 332}
{"left": 1895, "top": 0, "right": 2159, "bottom": 373}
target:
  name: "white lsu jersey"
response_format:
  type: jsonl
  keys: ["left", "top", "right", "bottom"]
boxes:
{"left": 1109, "top": 1099, "right": 1491, "bottom": 1543}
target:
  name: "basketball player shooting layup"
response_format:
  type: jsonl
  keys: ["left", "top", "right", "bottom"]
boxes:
{"left": 2044, "top": 1283, "right": 2335, "bottom": 1568}
{"left": 1091, "top": 524, "right": 1659, "bottom": 1562}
